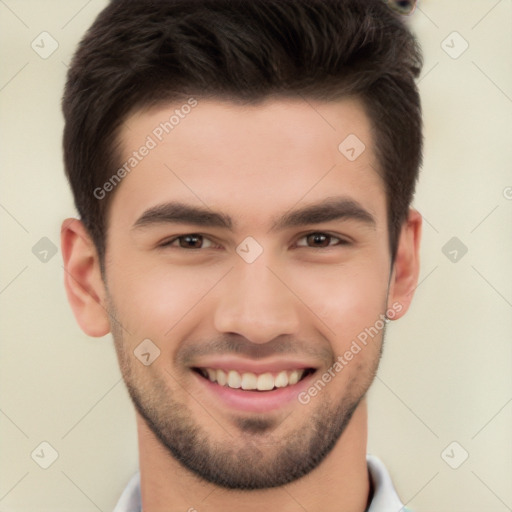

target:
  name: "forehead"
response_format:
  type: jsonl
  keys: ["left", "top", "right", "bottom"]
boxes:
{"left": 110, "top": 97, "right": 385, "bottom": 229}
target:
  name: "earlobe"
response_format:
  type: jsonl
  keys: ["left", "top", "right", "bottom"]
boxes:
{"left": 387, "top": 208, "right": 422, "bottom": 320}
{"left": 61, "top": 218, "right": 111, "bottom": 337}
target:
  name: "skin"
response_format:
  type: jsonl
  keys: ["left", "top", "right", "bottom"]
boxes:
{"left": 61, "top": 97, "right": 422, "bottom": 512}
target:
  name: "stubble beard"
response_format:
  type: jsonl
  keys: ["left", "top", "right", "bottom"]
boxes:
{"left": 108, "top": 302, "right": 384, "bottom": 490}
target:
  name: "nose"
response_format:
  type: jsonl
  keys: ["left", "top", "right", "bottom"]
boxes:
{"left": 213, "top": 257, "right": 300, "bottom": 345}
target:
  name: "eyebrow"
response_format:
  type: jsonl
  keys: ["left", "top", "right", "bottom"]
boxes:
{"left": 132, "top": 202, "right": 232, "bottom": 230}
{"left": 270, "top": 197, "right": 376, "bottom": 231}
{"left": 131, "top": 197, "right": 376, "bottom": 232}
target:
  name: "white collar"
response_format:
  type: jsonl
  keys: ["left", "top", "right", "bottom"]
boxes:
{"left": 366, "top": 455, "right": 411, "bottom": 512}
{"left": 112, "top": 471, "right": 141, "bottom": 512}
{"left": 113, "top": 455, "right": 410, "bottom": 512}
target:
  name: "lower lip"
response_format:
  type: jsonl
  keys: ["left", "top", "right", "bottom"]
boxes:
{"left": 193, "top": 371, "right": 316, "bottom": 413}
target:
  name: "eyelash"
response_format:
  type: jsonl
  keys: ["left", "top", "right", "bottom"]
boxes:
{"left": 159, "top": 232, "right": 351, "bottom": 250}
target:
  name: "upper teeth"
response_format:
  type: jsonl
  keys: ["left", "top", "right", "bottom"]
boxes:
{"left": 201, "top": 368, "right": 306, "bottom": 391}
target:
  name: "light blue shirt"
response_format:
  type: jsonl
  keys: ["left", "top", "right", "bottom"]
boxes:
{"left": 113, "top": 455, "right": 412, "bottom": 512}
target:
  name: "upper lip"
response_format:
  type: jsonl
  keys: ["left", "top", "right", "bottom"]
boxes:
{"left": 192, "top": 357, "right": 318, "bottom": 374}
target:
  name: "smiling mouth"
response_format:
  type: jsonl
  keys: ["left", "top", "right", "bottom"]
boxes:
{"left": 194, "top": 367, "right": 315, "bottom": 392}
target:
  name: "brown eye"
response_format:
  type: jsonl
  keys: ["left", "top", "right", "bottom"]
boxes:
{"left": 296, "top": 232, "right": 347, "bottom": 248}
{"left": 308, "top": 233, "right": 330, "bottom": 248}
{"left": 161, "top": 234, "right": 215, "bottom": 249}
{"left": 179, "top": 234, "right": 203, "bottom": 248}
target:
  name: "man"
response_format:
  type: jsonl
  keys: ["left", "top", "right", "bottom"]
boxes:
{"left": 61, "top": 0, "right": 423, "bottom": 510}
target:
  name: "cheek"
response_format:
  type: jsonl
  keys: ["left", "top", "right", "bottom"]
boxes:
{"left": 106, "top": 261, "right": 223, "bottom": 338}
{"left": 292, "top": 259, "right": 389, "bottom": 343}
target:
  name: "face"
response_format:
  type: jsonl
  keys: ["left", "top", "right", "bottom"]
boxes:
{"left": 103, "top": 98, "right": 395, "bottom": 489}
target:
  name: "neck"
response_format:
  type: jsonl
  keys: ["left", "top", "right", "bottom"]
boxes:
{"left": 137, "top": 401, "right": 370, "bottom": 512}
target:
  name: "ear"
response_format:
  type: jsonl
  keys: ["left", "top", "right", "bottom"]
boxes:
{"left": 61, "top": 218, "right": 111, "bottom": 337}
{"left": 386, "top": 208, "right": 422, "bottom": 320}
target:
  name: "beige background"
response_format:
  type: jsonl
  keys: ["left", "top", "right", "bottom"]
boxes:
{"left": 1, "top": 1, "right": 511, "bottom": 511}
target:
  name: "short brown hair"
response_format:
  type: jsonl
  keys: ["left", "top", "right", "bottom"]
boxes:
{"left": 62, "top": 0, "right": 423, "bottom": 267}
